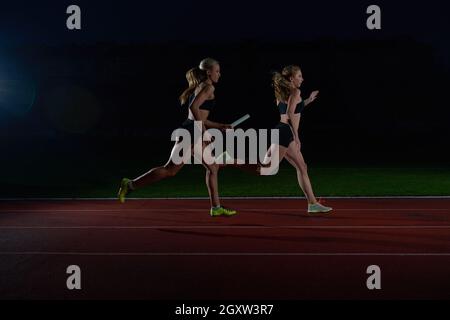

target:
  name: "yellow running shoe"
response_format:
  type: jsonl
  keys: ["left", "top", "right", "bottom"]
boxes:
{"left": 118, "top": 178, "right": 131, "bottom": 203}
{"left": 210, "top": 206, "right": 237, "bottom": 217}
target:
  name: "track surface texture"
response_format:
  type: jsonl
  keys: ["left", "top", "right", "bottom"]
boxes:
{"left": 0, "top": 198, "right": 449, "bottom": 299}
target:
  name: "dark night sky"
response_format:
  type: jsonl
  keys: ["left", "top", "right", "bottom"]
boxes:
{"left": 0, "top": 1, "right": 448, "bottom": 43}
{"left": 1, "top": 0, "right": 449, "bottom": 163}
{"left": 1, "top": 1, "right": 449, "bottom": 67}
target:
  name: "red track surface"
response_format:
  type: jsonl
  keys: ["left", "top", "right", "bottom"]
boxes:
{"left": 0, "top": 198, "right": 449, "bottom": 299}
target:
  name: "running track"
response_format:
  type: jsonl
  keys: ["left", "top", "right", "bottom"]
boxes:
{"left": 0, "top": 198, "right": 449, "bottom": 300}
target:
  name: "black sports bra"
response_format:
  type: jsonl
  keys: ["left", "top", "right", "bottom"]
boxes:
{"left": 278, "top": 100, "right": 305, "bottom": 115}
{"left": 188, "top": 94, "right": 215, "bottom": 111}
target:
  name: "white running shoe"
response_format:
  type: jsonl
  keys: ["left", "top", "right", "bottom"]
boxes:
{"left": 215, "top": 151, "right": 234, "bottom": 164}
{"left": 308, "top": 202, "right": 333, "bottom": 213}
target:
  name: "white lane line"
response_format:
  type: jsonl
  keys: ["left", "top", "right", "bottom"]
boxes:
{"left": 0, "top": 252, "right": 449, "bottom": 256}
{"left": 0, "top": 208, "right": 449, "bottom": 212}
{"left": 1, "top": 196, "right": 450, "bottom": 201}
{"left": 1, "top": 225, "right": 450, "bottom": 230}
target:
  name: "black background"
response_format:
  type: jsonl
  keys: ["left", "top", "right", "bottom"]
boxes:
{"left": 1, "top": 0, "right": 449, "bottom": 165}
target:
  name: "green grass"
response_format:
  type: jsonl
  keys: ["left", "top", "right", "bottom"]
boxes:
{"left": 2, "top": 157, "right": 450, "bottom": 198}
